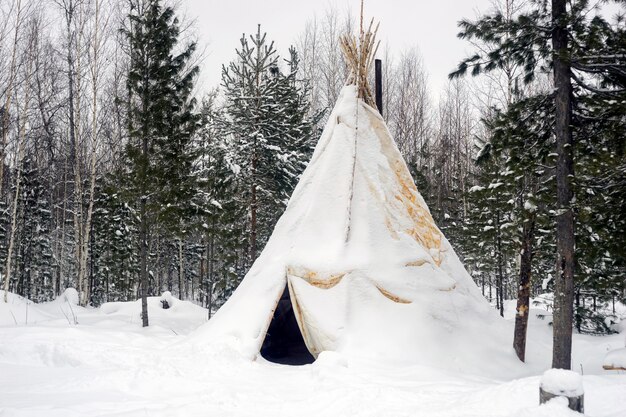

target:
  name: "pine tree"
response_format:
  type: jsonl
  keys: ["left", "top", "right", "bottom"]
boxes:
{"left": 0, "top": 200, "right": 10, "bottom": 290}
{"left": 571, "top": 6, "right": 626, "bottom": 331}
{"left": 451, "top": 0, "right": 625, "bottom": 366}
{"left": 122, "top": 0, "right": 199, "bottom": 326}
{"left": 487, "top": 94, "right": 556, "bottom": 358}
{"left": 221, "top": 26, "right": 320, "bottom": 264}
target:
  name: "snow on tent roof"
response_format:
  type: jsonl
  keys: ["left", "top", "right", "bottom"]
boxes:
{"left": 190, "top": 12, "right": 522, "bottom": 377}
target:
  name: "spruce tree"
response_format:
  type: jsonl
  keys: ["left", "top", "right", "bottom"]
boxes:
{"left": 13, "top": 158, "right": 54, "bottom": 302}
{"left": 196, "top": 95, "right": 247, "bottom": 315}
{"left": 221, "top": 26, "right": 320, "bottom": 265}
{"left": 123, "top": 0, "right": 199, "bottom": 326}
{"left": 91, "top": 181, "right": 139, "bottom": 305}
{"left": 463, "top": 141, "right": 516, "bottom": 316}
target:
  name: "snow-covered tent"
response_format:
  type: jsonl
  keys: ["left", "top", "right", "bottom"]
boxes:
{"left": 196, "top": 17, "right": 519, "bottom": 374}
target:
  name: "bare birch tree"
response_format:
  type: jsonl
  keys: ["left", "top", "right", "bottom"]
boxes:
{"left": 74, "top": 0, "right": 114, "bottom": 305}
{"left": 388, "top": 47, "right": 432, "bottom": 170}
{"left": 296, "top": 5, "right": 353, "bottom": 121}
{"left": 3, "top": 7, "right": 40, "bottom": 301}
{"left": 0, "top": 0, "right": 30, "bottom": 202}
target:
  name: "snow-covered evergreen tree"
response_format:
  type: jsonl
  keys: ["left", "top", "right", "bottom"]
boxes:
{"left": 220, "top": 25, "right": 320, "bottom": 263}
{"left": 91, "top": 184, "right": 139, "bottom": 305}
{"left": 195, "top": 95, "right": 247, "bottom": 312}
{"left": 122, "top": 0, "right": 199, "bottom": 324}
{"left": 14, "top": 158, "right": 54, "bottom": 302}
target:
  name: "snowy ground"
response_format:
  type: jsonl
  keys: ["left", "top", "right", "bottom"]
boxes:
{"left": 1, "top": 290, "right": 625, "bottom": 417}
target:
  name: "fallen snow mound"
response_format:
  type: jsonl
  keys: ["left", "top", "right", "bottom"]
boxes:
{"left": 603, "top": 347, "right": 626, "bottom": 370}
{"left": 1, "top": 290, "right": 207, "bottom": 334}
{"left": 513, "top": 397, "right": 583, "bottom": 417}
{"left": 53, "top": 288, "right": 79, "bottom": 305}
{"left": 99, "top": 293, "right": 207, "bottom": 334}
{"left": 540, "top": 369, "right": 583, "bottom": 396}
{"left": 0, "top": 290, "right": 58, "bottom": 326}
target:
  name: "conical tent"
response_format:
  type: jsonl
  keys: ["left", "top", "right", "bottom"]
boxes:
{"left": 196, "top": 21, "right": 520, "bottom": 375}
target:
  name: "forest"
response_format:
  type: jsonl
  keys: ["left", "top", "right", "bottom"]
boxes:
{"left": 0, "top": 0, "right": 624, "bottom": 345}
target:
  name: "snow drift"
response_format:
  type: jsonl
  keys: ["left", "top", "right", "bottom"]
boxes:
{"left": 0, "top": 289, "right": 206, "bottom": 334}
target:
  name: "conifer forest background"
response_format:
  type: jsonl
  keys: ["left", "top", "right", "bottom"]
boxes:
{"left": 0, "top": 0, "right": 624, "bottom": 335}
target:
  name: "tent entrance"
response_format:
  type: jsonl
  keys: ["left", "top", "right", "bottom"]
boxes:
{"left": 260, "top": 284, "right": 315, "bottom": 365}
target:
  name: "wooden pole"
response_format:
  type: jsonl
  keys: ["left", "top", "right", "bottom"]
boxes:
{"left": 339, "top": 2, "right": 379, "bottom": 107}
{"left": 375, "top": 58, "right": 383, "bottom": 116}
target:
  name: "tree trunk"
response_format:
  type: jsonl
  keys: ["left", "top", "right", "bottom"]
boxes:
{"left": 78, "top": 0, "right": 102, "bottom": 307}
{"left": 59, "top": 162, "right": 69, "bottom": 292}
{"left": 139, "top": 88, "right": 149, "bottom": 326}
{"left": 199, "top": 239, "right": 205, "bottom": 305}
{"left": 140, "top": 197, "right": 148, "bottom": 327}
{"left": 138, "top": 8, "right": 150, "bottom": 326}
{"left": 3, "top": 125, "right": 25, "bottom": 301}
{"left": 178, "top": 238, "right": 184, "bottom": 299}
{"left": 251, "top": 38, "right": 261, "bottom": 264}
{"left": 551, "top": 0, "right": 575, "bottom": 370}
{"left": 207, "top": 220, "right": 215, "bottom": 319}
{"left": 139, "top": 125, "right": 149, "bottom": 326}
{"left": 63, "top": 0, "right": 87, "bottom": 305}
{"left": 3, "top": 27, "right": 34, "bottom": 301}
{"left": 514, "top": 214, "right": 535, "bottom": 362}
{"left": 612, "top": 296, "right": 615, "bottom": 315}
{"left": 250, "top": 158, "right": 257, "bottom": 262}
{"left": 0, "top": 0, "right": 24, "bottom": 202}
{"left": 575, "top": 290, "right": 581, "bottom": 332}
{"left": 495, "top": 210, "right": 505, "bottom": 317}
{"left": 481, "top": 275, "right": 485, "bottom": 297}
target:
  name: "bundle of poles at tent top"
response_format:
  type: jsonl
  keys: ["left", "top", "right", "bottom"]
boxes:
{"left": 339, "top": 0, "right": 380, "bottom": 107}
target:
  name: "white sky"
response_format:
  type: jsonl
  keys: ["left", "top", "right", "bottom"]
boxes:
{"left": 184, "top": 0, "right": 495, "bottom": 96}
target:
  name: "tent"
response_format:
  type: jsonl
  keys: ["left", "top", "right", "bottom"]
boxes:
{"left": 197, "top": 16, "right": 519, "bottom": 375}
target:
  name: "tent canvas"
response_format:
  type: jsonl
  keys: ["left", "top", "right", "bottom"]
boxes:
{"left": 194, "top": 85, "right": 521, "bottom": 375}
{"left": 193, "top": 17, "right": 522, "bottom": 376}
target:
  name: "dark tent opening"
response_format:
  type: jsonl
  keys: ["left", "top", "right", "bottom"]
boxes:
{"left": 260, "top": 284, "right": 315, "bottom": 365}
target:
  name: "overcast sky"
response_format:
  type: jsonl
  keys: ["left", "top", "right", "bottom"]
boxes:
{"left": 184, "top": 0, "right": 495, "bottom": 96}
